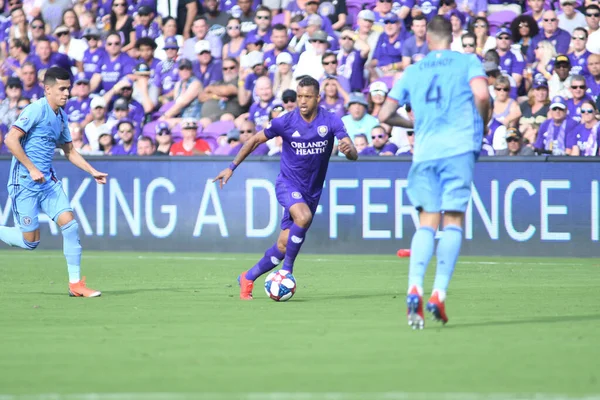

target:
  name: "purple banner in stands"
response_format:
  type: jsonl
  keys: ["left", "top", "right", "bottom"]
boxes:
{"left": 0, "top": 158, "right": 598, "bottom": 257}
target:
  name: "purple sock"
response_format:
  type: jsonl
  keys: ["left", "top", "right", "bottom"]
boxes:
{"left": 245, "top": 243, "right": 285, "bottom": 281}
{"left": 282, "top": 224, "right": 308, "bottom": 273}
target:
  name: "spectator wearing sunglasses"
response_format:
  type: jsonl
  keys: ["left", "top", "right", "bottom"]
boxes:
{"left": 372, "top": 0, "right": 395, "bottom": 31}
{"left": 396, "top": 129, "right": 414, "bottom": 156}
{"left": 336, "top": 27, "right": 370, "bottom": 93}
{"left": 509, "top": 15, "right": 539, "bottom": 58}
{"left": 460, "top": 33, "right": 480, "bottom": 58}
{"left": 567, "top": 99, "right": 599, "bottom": 156}
{"left": 495, "top": 128, "right": 535, "bottom": 156}
{"left": 199, "top": 58, "right": 243, "bottom": 127}
{"left": 229, "top": 120, "right": 269, "bottom": 156}
{"left": 0, "top": 76, "right": 22, "bottom": 127}
{"left": 493, "top": 76, "right": 522, "bottom": 128}
{"left": 154, "top": 122, "right": 173, "bottom": 156}
{"left": 534, "top": 95, "right": 578, "bottom": 155}
{"left": 243, "top": 6, "right": 273, "bottom": 49}
{"left": 586, "top": 5, "right": 600, "bottom": 54}
{"left": 281, "top": 89, "right": 297, "bottom": 112}
{"left": 495, "top": 27, "right": 525, "bottom": 88}
{"left": 557, "top": 0, "right": 587, "bottom": 34}
{"left": 55, "top": 25, "right": 88, "bottom": 76}
{"left": 527, "top": 10, "right": 571, "bottom": 63}
{"left": 568, "top": 28, "right": 592, "bottom": 78}
{"left": 566, "top": 75, "right": 593, "bottom": 122}
{"left": 135, "top": 6, "right": 161, "bottom": 42}
{"left": 81, "top": 27, "right": 106, "bottom": 88}
{"left": 361, "top": 125, "right": 398, "bottom": 156}
{"left": 294, "top": 30, "right": 329, "bottom": 81}
{"left": 548, "top": 54, "right": 573, "bottom": 99}
{"left": 370, "top": 14, "right": 407, "bottom": 78}
{"left": 98, "top": 32, "right": 136, "bottom": 94}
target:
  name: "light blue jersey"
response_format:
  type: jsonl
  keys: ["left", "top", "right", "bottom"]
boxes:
{"left": 8, "top": 98, "right": 71, "bottom": 193}
{"left": 388, "top": 50, "right": 486, "bottom": 163}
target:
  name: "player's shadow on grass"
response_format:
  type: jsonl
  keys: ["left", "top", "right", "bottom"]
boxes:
{"left": 447, "top": 314, "right": 600, "bottom": 329}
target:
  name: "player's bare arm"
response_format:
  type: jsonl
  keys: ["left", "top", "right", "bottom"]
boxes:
{"left": 338, "top": 137, "right": 358, "bottom": 160}
{"left": 213, "top": 131, "right": 269, "bottom": 189}
{"left": 60, "top": 142, "right": 108, "bottom": 185}
{"left": 378, "top": 99, "right": 414, "bottom": 129}
{"left": 470, "top": 77, "right": 491, "bottom": 129}
{"left": 4, "top": 127, "right": 45, "bottom": 183}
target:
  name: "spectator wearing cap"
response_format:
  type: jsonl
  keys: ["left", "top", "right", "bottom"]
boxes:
{"left": 336, "top": 27, "right": 370, "bottom": 93}
{"left": 370, "top": 14, "right": 407, "bottom": 78}
{"left": 160, "top": 58, "right": 202, "bottom": 122}
{"left": 130, "top": 62, "right": 160, "bottom": 114}
{"left": 106, "top": 98, "right": 141, "bottom": 139}
{"left": 98, "top": 126, "right": 115, "bottom": 156}
{"left": 229, "top": 120, "right": 269, "bottom": 156}
{"left": 372, "top": 0, "right": 394, "bottom": 31}
{"left": 202, "top": 0, "right": 230, "bottom": 39}
{"left": 135, "top": 5, "right": 161, "bottom": 42}
{"left": 192, "top": 40, "right": 224, "bottom": 88}
{"left": 586, "top": 54, "right": 600, "bottom": 103}
{"left": 135, "top": 38, "right": 160, "bottom": 79}
{"left": 448, "top": 10, "right": 467, "bottom": 52}
{"left": 0, "top": 76, "right": 22, "bottom": 127}
{"left": 81, "top": 27, "right": 107, "bottom": 86}
{"left": 294, "top": 30, "right": 329, "bottom": 81}
{"left": 112, "top": 120, "right": 138, "bottom": 156}
{"left": 527, "top": 10, "right": 571, "bottom": 64}
{"left": 282, "top": 89, "right": 297, "bottom": 112}
{"left": 20, "top": 62, "right": 43, "bottom": 102}
{"left": 272, "top": 52, "right": 294, "bottom": 100}
{"left": 586, "top": 5, "right": 600, "bottom": 54}
{"left": 519, "top": 74, "right": 550, "bottom": 132}
{"left": 222, "top": 17, "right": 245, "bottom": 61}
{"left": 548, "top": 54, "right": 573, "bottom": 99}
{"left": 30, "top": 37, "right": 73, "bottom": 81}
{"left": 137, "top": 136, "right": 156, "bottom": 156}
{"left": 292, "top": 15, "right": 323, "bottom": 54}
{"left": 495, "top": 128, "right": 535, "bottom": 156}
{"left": 98, "top": 32, "right": 136, "bottom": 94}
{"left": 4, "top": 38, "right": 29, "bottom": 79}
{"left": 403, "top": 15, "right": 429, "bottom": 68}
{"left": 154, "top": 37, "right": 182, "bottom": 100}
{"left": 55, "top": 24, "right": 88, "bottom": 75}
{"left": 341, "top": 92, "right": 380, "bottom": 143}
{"left": 534, "top": 95, "right": 579, "bottom": 154}
{"left": 213, "top": 128, "right": 240, "bottom": 156}
{"left": 199, "top": 57, "right": 244, "bottom": 127}
{"left": 263, "top": 24, "right": 299, "bottom": 73}
{"left": 238, "top": 51, "right": 268, "bottom": 107}
{"left": 243, "top": 6, "right": 273, "bottom": 49}
{"left": 246, "top": 76, "right": 277, "bottom": 131}
{"left": 557, "top": 0, "right": 587, "bottom": 34}
{"left": 85, "top": 97, "right": 110, "bottom": 152}
{"left": 367, "top": 81, "right": 390, "bottom": 119}
{"left": 495, "top": 27, "right": 525, "bottom": 88}
{"left": 568, "top": 99, "right": 599, "bottom": 156}
{"left": 304, "top": 0, "right": 338, "bottom": 39}
{"left": 154, "top": 122, "right": 173, "bottom": 156}
{"left": 568, "top": 28, "right": 592, "bottom": 78}
{"left": 107, "top": 0, "right": 136, "bottom": 53}
{"left": 361, "top": 126, "right": 398, "bottom": 156}
{"left": 170, "top": 119, "right": 211, "bottom": 156}
{"left": 65, "top": 73, "right": 92, "bottom": 125}
{"left": 566, "top": 75, "right": 594, "bottom": 122}
{"left": 102, "top": 77, "right": 145, "bottom": 123}
{"left": 155, "top": 18, "right": 184, "bottom": 61}
{"left": 320, "top": 76, "right": 347, "bottom": 119}
{"left": 182, "top": 16, "right": 223, "bottom": 61}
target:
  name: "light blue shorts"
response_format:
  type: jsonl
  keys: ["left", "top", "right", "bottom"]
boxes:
{"left": 9, "top": 180, "right": 72, "bottom": 232}
{"left": 407, "top": 151, "right": 476, "bottom": 213}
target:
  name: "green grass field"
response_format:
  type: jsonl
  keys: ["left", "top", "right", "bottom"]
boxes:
{"left": 0, "top": 251, "right": 599, "bottom": 400}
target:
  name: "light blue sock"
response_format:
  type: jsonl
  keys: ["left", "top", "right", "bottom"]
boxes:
{"left": 0, "top": 226, "right": 30, "bottom": 249}
{"left": 61, "top": 220, "right": 82, "bottom": 284}
{"left": 432, "top": 225, "right": 463, "bottom": 293}
{"left": 408, "top": 226, "right": 436, "bottom": 291}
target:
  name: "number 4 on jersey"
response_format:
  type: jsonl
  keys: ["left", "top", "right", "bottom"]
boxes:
{"left": 426, "top": 74, "right": 442, "bottom": 107}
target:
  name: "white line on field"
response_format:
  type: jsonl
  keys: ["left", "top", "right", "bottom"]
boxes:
{"left": 0, "top": 393, "right": 599, "bottom": 400}
{"left": 0, "top": 252, "right": 589, "bottom": 267}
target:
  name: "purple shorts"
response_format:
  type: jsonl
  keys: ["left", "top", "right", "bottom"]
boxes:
{"left": 275, "top": 178, "right": 319, "bottom": 230}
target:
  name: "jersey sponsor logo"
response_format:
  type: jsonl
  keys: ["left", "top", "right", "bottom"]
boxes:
{"left": 317, "top": 125, "right": 328, "bottom": 137}
{"left": 292, "top": 191, "right": 302, "bottom": 199}
{"left": 291, "top": 140, "right": 329, "bottom": 155}
{"left": 22, "top": 216, "right": 32, "bottom": 226}
{"left": 18, "top": 116, "right": 28, "bottom": 123}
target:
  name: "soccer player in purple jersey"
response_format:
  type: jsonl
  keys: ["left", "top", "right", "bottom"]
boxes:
{"left": 214, "top": 77, "right": 358, "bottom": 300}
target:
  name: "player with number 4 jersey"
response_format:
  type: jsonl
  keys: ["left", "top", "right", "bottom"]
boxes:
{"left": 379, "top": 16, "right": 491, "bottom": 329}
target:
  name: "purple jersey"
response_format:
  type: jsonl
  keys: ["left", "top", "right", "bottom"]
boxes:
{"left": 100, "top": 53, "right": 136, "bottom": 93}
{"left": 30, "top": 53, "right": 73, "bottom": 78}
{"left": 248, "top": 98, "right": 276, "bottom": 131}
{"left": 263, "top": 107, "right": 349, "bottom": 197}
{"left": 22, "top": 85, "right": 44, "bottom": 102}
{"left": 111, "top": 143, "right": 138, "bottom": 155}
{"left": 337, "top": 50, "right": 367, "bottom": 92}
{"left": 566, "top": 96, "right": 593, "bottom": 123}
{"left": 243, "top": 28, "right": 273, "bottom": 48}
{"left": 135, "top": 22, "right": 161, "bottom": 41}
{"left": 361, "top": 142, "right": 399, "bottom": 155}
{"left": 417, "top": 0, "right": 441, "bottom": 21}
{"left": 401, "top": 36, "right": 429, "bottom": 65}
{"left": 264, "top": 50, "right": 299, "bottom": 73}
{"left": 192, "top": 59, "right": 223, "bottom": 88}
{"left": 586, "top": 76, "right": 600, "bottom": 102}
{"left": 569, "top": 51, "right": 592, "bottom": 78}
{"left": 498, "top": 50, "right": 525, "bottom": 77}
{"left": 373, "top": 33, "right": 405, "bottom": 68}
{"left": 154, "top": 59, "right": 180, "bottom": 94}
{"left": 534, "top": 117, "right": 578, "bottom": 152}
{"left": 319, "top": 98, "right": 345, "bottom": 119}
{"left": 3, "top": 58, "right": 22, "bottom": 78}
{"left": 82, "top": 48, "right": 108, "bottom": 80}
{"left": 566, "top": 123, "right": 598, "bottom": 155}
{"left": 65, "top": 97, "right": 92, "bottom": 123}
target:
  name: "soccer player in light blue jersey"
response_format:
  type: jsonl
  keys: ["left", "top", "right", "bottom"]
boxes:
{"left": 379, "top": 16, "right": 491, "bottom": 329}
{"left": 0, "top": 67, "right": 108, "bottom": 298}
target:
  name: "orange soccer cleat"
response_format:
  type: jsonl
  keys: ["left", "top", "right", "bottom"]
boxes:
{"left": 238, "top": 271, "right": 254, "bottom": 300}
{"left": 68, "top": 277, "right": 101, "bottom": 298}
{"left": 426, "top": 291, "right": 449, "bottom": 324}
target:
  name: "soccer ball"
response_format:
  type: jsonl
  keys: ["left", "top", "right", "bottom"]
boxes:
{"left": 264, "top": 269, "right": 296, "bottom": 301}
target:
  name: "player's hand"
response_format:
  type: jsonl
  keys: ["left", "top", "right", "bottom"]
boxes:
{"left": 338, "top": 140, "right": 351, "bottom": 156}
{"left": 213, "top": 168, "right": 233, "bottom": 189}
{"left": 91, "top": 170, "right": 108, "bottom": 184}
{"left": 29, "top": 168, "right": 45, "bottom": 183}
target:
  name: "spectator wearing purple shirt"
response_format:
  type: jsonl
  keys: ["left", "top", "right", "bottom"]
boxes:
{"left": 110, "top": 79, "right": 146, "bottom": 124}
{"left": 319, "top": 52, "right": 351, "bottom": 96}
{"left": 263, "top": 24, "right": 299, "bottom": 73}
{"left": 527, "top": 10, "right": 571, "bottom": 63}
{"left": 81, "top": 27, "right": 107, "bottom": 87}
{"left": 239, "top": 51, "right": 269, "bottom": 107}
{"left": 336, "top": 28, "right": 369, "bottom": 93}
{"left": 495, "top": 27, "right": 525, "bottom": 88}
{"left": 523, "top": 0, "right": 545, "bottom": 28}
{"left": 153, "top": 37, "right": 181, "bottom": 97}
{"left": 361, "top": 126, "right": 398, "bottom": 155}
{"left": 20, "top": 62, "right": 44, "bottom": 102}
{"left": 192, "top": 40, "right": 224, "bottom": 88}
{"left": 135, "top": 6, "right": 161, "bottom": 41}
{"left": 108, "top": 98, "right": 143, "bottom": 140}
{"left": 248, "top": 76, "right": 277, "bottom": 131}
{"left": 242, "top": 6, "right": 273, "bottom": 49}
{"left": 566, "top": 100, "right": 599, "bottom": 156}
{"left": 587, "top": 55, "right": 600, "bottom": 104}
{"left": 30, "top": 37, "right": 73, "bottom": 80}
{"left": 370, "top": 14, "right": 406, "bottom": 77}
{"left": 415, "top": 0, "right": 442, "bottom": 21}
{"left": 403, "top": 17, "right": 429, "bottom": 71}
{"left": 99, "top": 32, "right": 136, "bottom": 94}
{"left": 534, "top": 96, "right": 579, "bottom": 154}
{"left": 568, "top": 28, "right": 592, "bottom": 78}
{"left": 182, "top": 16, "right": 224, "bottom": 60}
{"left": 319, "top": 77, "right": 347, "bottom": 119}
{"left": 112, "top": 120, "right": 138, "bottom": 156}
{"left": 65, "top": 73, "right": 92, "bottom": 124}
{"left": 229, "top": 119, "right": 270, "bottom": 156}
{"left": 566, "top": 75, "right": 593, "bottom": 122}
{"left": 3, "top": 38, "right": 29, "bottom": 79}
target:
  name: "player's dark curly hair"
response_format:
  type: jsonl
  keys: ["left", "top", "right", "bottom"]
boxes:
{"left": 297, "top": 76, "right": 320, "bottom": 95}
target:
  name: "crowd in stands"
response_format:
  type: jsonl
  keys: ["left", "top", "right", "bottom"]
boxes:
{"left": 0, "top": 0, "right": 598, "bottom": 157}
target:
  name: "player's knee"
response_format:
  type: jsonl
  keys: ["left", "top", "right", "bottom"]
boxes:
{"left": 23, "top": 239, "right": 40, "bottom": 250}
{"left": 276, "top": 240, "right": 287, "bottom": 254}
{"left": 294, "top": 213, "right": 313, "bottom": 228}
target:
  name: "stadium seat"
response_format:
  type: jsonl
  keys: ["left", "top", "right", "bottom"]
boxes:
{"left": 488, "top": 10, "right": 520, "bottom": 35}
{"left": 203, "top": 121, "right": 235, "bottom": 138}
{"left": 199, "top": 136, "right": 218, "bottom": 151}
{"left": 272, "top": 13, "right": 285, "bottom": 26}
